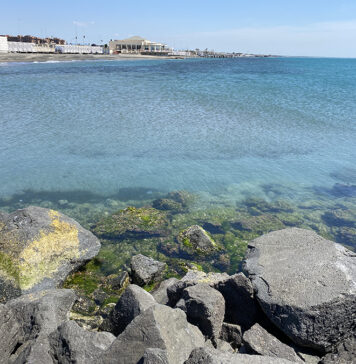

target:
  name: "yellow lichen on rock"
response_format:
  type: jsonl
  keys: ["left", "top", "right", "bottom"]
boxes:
{"left": 18, "top": 210, "right": 80, "bottom": 290}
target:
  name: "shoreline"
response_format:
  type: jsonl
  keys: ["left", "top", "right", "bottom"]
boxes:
{"left": 0, "top": 53, "right": 183, "bottom": 63}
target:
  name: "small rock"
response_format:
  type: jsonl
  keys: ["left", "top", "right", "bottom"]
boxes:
{"left": 111, "top": 284, "right": 156, "bottom": 336}
{"left": 106, "top": 271, "right": 130, "bottom": 291}
{"left": 130, "top": 254, "right": 167, "bottom": 286}
{"left": 151, "top": 277, "right": 179, "bottom": 305}
{"left": 220, "top": 322, "right": 242, "bottom": 349}
{"left": 243, "top": 323, "right": 302, "bottom": 363}
{"left": 92, "top": 288, "right": 108, "bottom": 306}
{"left": 176, "top": 283, "right": 225, "bottom": 342}
{"left": 72, "top": 295, "right": 97, "bottom": 316}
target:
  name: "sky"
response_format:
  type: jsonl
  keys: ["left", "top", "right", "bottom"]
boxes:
{"left": 1, "top": 0, "right": 356, "bottom": 57}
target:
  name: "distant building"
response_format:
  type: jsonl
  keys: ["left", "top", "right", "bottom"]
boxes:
{"left": 0, "top": 36, "right": 8, "bottom": 53}
{"left": 2, "top": 35, "right": 66, "bottom": 45}
{"left": 55, "top": 44, "right": 103, "bottom": 54}
{"left": 109, "top": 36, "right": 169, "bottom": 55}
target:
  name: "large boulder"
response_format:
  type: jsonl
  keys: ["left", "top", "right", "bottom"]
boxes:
{"left": 244, "top": 228, "right": 356, "bottom": 353}
{"left": 7, "top": 289, "right": 76, "bottom": 364}
{"left": 130, "top": 254, "right": 167, "bottom": 286}
{"left": 100, "top": 304, "right": 205, "bottom": 364}
{"left": 242, "top": 323, "right": 302, "bottom": 363}
{"left": 184, "top": 347, "right": 297, "bottom": 364}
{"left": 49, "top": 320, "right": 115, "bottom": 364}
{"left": 0, "top": 207, "right": 100, "bottom": 302}
{"left": 110, "top": 284, "right": 156, "bottom": 336}
{"left": 176, "top": 283, "right": 225, "bottom": 342}
{"left": 0, "top": 304, "right": 22, "bottom": 363}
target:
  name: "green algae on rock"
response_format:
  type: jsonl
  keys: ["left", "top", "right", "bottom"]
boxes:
{"left": 0, "top": 206, "right": 100, "bottom": 302}
{"left": 92, "top": 206, "right": 169, "bottom": 240}
{"left": 177, "top": 225, "right": 221, "bottom": 257}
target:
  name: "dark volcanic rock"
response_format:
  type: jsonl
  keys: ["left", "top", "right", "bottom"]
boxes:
{"left": 0, "top": 304, "right": 22, "bottom": 363}
{"left": 220, "top": 322, "right": 242, "bottom": 349}
{"left": 320, "top": 334, "right": 356, "bottom": 364}
{"left": 184, "top": 347, "right": 296, "bottom": 364}
{"left": 7, "top": 289, "right": 76, "bottom": 364}
{"left": 101, "top": 304, "right": 205, "bottom": 364}
{"left": 176, "top": 283, "right": 225, "bottom": 342}
{"left": 214, "top": 272, "right": 259, "bottom": 329}
{"left": 111, "top": 284, "right": 156, "bottom": 336}
{"left": 151, "top": 277, "right": 179, "bottom": 305}
{"left": 244, "top": 228, "right": 356, "bottom": 353}
{"left": 50, "top": 320, "right": 115, "bottom": 364}
{"left": 130, "top": 254, "right": 167, "bottom": 286}
{"left": 243, "top": 323, "right": 302, "bottom": 363}
{"left": 0, "top": 206, "right": 100, "bottom": 302}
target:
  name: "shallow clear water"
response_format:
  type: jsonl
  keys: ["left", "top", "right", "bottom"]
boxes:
{"left": 1, "top": 57, "right": 356, "bottom": 202}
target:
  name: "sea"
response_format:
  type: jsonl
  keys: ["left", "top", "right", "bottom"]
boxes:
{"left": 0, "top": 57, "right": 356, "bottom": 252}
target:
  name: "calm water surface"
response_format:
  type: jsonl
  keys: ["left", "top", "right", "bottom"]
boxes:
{"left": 1, "top": 57, "right": 356, "bottom": 203}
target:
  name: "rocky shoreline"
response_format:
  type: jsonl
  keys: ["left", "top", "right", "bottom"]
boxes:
{"left": 0, "top": 205, "right": 355, "bottom": 363}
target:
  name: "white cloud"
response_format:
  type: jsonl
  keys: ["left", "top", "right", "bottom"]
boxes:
{"left": 167, "top": 20, "right": 356, "bottom": 57}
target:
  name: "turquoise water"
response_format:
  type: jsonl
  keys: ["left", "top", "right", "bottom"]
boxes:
{"left": 1, "top": 57, "right": 356, "bottom": 203}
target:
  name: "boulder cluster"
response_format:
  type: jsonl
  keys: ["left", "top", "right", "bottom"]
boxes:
{"left": 0, "top": 207, "right": 355, "bottom": 363}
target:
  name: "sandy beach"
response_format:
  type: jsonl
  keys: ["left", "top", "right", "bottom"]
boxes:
{"left": 0, "top": 53, "right": 182, "bottom": 63}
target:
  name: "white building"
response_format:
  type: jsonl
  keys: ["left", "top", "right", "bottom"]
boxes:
{"left": 55, "top": 44, "right": 103, "bottom": 54}
{"left": 109, "top": 36, "right": 169, "bottom": 55}
{"left": 0, "top": 36, "right": 9, "bottom": 53}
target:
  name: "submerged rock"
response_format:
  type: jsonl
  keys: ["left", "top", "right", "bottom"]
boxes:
{"left": 176, "top": 283, "right": 225, "bottom": 342}
{"left": 242, "top": 323, "right": 302, "bottom": 363}
{"left": 130, "top": 254, "right": 167, "bottom": 286}
{"left": 244, "top": 228, "right": 356, "bottom": 353}
{"left": 101, "top": 304, "right": 205, "bottom": 364}
{"left": 0, "top": 206, "right": 100, "bottom": 302}
{"left": 177, "top": 225, "right": 219, "bottom": 256}
{"left": 92, "top": 206, "right": 169, "bottom": 240}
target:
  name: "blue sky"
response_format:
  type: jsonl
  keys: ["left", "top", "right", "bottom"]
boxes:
{"left": 1, "top": 0, "right": 356, "bottom": 57}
